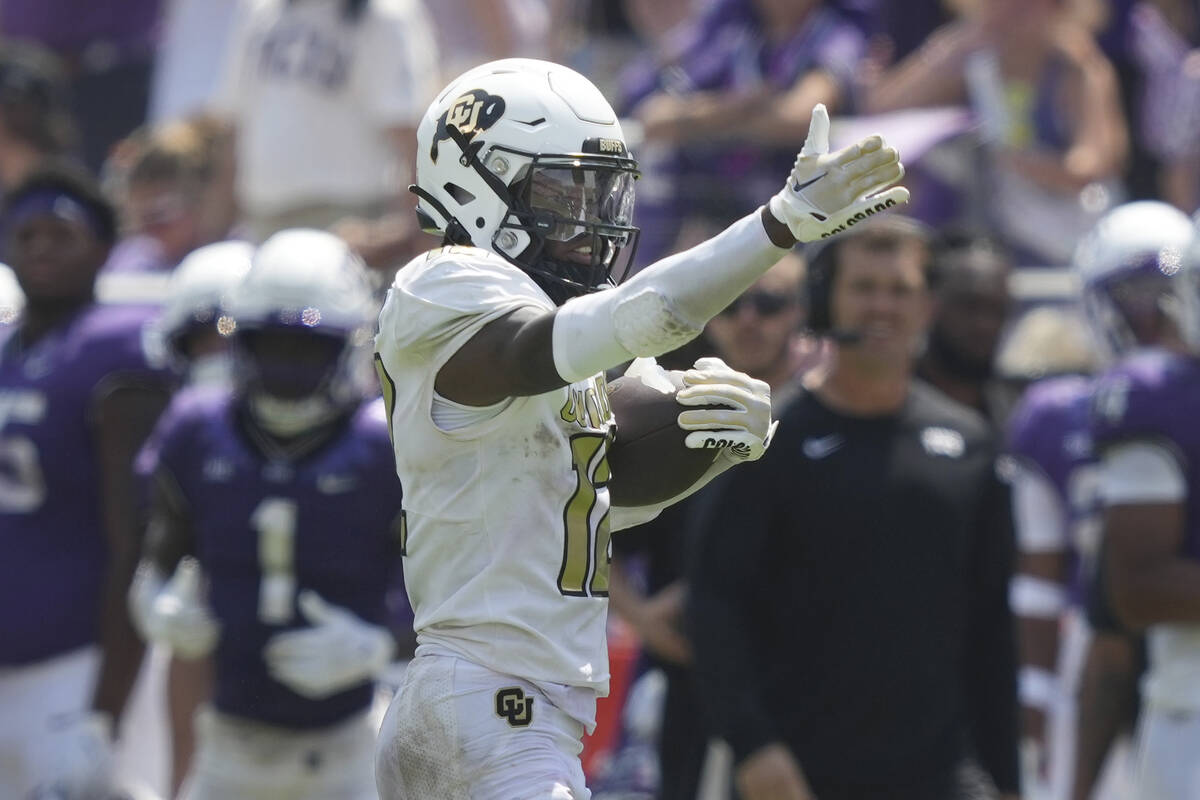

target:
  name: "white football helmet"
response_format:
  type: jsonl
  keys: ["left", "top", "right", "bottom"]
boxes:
{"left": 1074, "top": 200, "right": 1196, "bottom": 360}
{"left": 156, "top": 240, "right": 253, "bottom": 368}
{"left": 224, "top": 229, "right": 376, "bottom": 435}
{"left": 413, "top": 58, "right": 640, "bottom": 303}
{"left": 0, "top": 262, "right": 24, "bottom": 325}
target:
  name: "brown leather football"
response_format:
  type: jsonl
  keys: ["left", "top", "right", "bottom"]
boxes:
{"left": 605, "top": 371, "right": 722, "bottom": 507}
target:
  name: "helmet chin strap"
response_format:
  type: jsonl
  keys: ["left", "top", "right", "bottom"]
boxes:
{"left": 248, "top": 392, "right": 340, "bottom": 437}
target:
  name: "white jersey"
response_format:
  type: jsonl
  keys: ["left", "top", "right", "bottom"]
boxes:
{"left": 375, "top": 246, "right": 615, "bottom": 700}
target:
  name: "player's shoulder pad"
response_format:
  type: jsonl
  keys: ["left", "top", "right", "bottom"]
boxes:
{"left": 389, "top": 245, "right": 553, "bottom": 315}
{"left": 157, "top": 385, "right": 233, "bottom": 437}
{"left": 1090, "top": 349, "right": 1193, "bottom": 447}
{"left": 75, "top": 304, "right": 168, "bottom": 374}
{"left": 1008, "top": 374, "right": 1092, "bottom": 463}
{"left": 136, "top": 385, "right": 232, "bottom": 478}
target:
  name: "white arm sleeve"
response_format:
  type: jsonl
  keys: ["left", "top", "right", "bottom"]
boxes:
{"left": 1011, "top": 462, "right": 1068, "bottom": 553}
{"left": 552, "top": 211, "right": 790, "bottom": 382}
{"left": 1099, "top": 442, "right": 1186, "bottom": 505}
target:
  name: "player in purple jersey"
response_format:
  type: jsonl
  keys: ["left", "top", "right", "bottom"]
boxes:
{"left": 134, "top": 239, "right": 254, "bottom": 796}
{"left": 1011, "top": 201, "right": 1194, "bottom": 800}
{"left": 0, "top": 163, "right": 172, "bottom": 799}
{"left": 1084, "top": 202, "right": 1200, "bottom": 800}
{"left": 1007, "top": 372, "right": 1100, "bottom": 799}
{"left": 130, "top": 229, "right": 405, "bottom": 800}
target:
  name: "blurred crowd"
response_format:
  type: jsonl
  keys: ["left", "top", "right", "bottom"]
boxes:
{"left": 0, "top": 0, "right": 1196, "bottom": 285}
{"left": 2, "top": 0, "right": 1200, "bottom": 799}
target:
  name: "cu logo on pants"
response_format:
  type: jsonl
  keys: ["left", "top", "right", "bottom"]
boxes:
{"left": 495, "top": 686, "right": 534, "bottom": 728}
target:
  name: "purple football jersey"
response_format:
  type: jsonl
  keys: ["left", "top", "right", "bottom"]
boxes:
{"left": 139, "top": 389, "right": 404, "bottom": 728}
{"left": 0, "top": 304, "right": 165, "bottom": 664}
{"left": 1091, "top": 350, "right": 1200, "bottom": 557}
{"left": 1008, "top": 375, "right": 1099, "bottom": 603}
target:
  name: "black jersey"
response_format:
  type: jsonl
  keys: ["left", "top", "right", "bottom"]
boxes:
{"left": 687, "top": 380, "right": 1019, "bottom": 798}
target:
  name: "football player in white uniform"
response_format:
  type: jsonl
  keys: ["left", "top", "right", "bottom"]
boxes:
{"left": 372, "top": 58, "right": 908, "bottom": 799}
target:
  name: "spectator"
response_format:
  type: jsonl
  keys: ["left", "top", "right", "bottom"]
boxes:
{"left": 865, "top": 0, "right": 1128, "bottom": 265}
{"left": 608, "top": 252, "right": 812, "bottom": 800}
{"left": 426, "top": 0, "right": 554, "bottom": 83}
{"left": 619, "top": 0, "right": 867, "bottom": 264}
{"left": 0, "top": 0, "right": 162, "bottom": 171}
{"left": 130, "top": 230, "right": 406, "bottom": 800}
{"left": 917, "top": 229, "right": 1014, "bottom": 426}
{"left": 0, "top": 162, "right": 171, "bottom": 799}
{"left": 689, "top": 215, "right": 1020, "bottom": 800}
{"left": 0, "top": 42, "right": 77, "bottom": 196}
{"left": 705, "top": 250, "right": 816, "bottom": 403}
{"left": 863, "top": 0, "right": 956, "bottom": 64}
{"left": 1127, "top": 1, "right": 1200, "bottom": 212}
{"left": 149, "top": 0, "right": 244, "bottom": 123}
{"left": 210, "top": 0, "right": 441, "bottom": 272}
{"left": 103, "top": 115, "right": 235, "bottom": 274}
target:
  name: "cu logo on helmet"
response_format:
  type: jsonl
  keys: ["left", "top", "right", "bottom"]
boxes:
{"left": 431, "top": 89, "right": 505, "bottom": 162}
{"left": 495, "top": 686, "right": 534, "bottom": 728}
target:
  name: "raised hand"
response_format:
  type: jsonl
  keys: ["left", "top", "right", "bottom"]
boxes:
{"left": 767, "top": 104, "right": 909, "bottom": 243}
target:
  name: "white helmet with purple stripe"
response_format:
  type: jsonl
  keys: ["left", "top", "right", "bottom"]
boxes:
{"left": 1074, "top": 201, "right": 1196, "bottom": 360}
{"left": 223, "top": 229, "right": 375, "bottom": 435}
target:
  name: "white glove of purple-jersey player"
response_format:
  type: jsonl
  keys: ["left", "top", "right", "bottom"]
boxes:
{"left": 36, "top": 710, "right": 114, "bottom": 800}
{"left": 676, "top": 357, "right": 778, "bottom": 462}
{"left": 128, "top": 557, "right": 220, "bottom": 660}
{"left": 768, "top": 104, "right": 909, "bottom": 242}
{"left": 264, "top": 590, "right": 395, "bottom": 699}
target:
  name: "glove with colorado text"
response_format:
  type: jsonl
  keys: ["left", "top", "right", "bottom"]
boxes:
{"left": 676, "top": 357, "right": 778, "bottom": 462}
{"left": 767, "top": 103, "right": 909, "bottom": 242}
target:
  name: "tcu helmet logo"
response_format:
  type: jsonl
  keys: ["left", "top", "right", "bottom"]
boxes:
{"left": 431, "top": 89, "right": 506, "bottom": 162}
{"left": 495, "top": 686, "right": 534, "bottom": 728}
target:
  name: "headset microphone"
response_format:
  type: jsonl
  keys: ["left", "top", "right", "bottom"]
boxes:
{"left": 827, "top": 328, "right": 863, "bottom": 345}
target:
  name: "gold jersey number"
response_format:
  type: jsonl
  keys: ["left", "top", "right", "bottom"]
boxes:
{"left": 558, "top": 432, "right": 612, "bottom": 597}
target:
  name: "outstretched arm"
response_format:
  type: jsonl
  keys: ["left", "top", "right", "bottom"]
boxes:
{"left": 433, "top": 106, "right": 907, "bottom": 406}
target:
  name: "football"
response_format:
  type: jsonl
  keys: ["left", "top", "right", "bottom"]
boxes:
{"left": 606, "top": 368, "right": 723, "bottom": 507}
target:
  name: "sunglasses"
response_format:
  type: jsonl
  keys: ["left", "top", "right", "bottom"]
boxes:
{"left": 718, "top": 290, "right": 796, "bottom": 318}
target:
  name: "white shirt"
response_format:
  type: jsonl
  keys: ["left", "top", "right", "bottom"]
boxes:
{"left": 149, "top": 0, "right": 243, "bottom": 122}
{"left": 374, "top": 246, "right": 616, "bottom": 707}
{"left": 212, "top": 0, "right": 440, "bottom": 216}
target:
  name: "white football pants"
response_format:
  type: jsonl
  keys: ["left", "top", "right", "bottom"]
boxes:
{"left": 375, "top": 652, "right": 590, "bottom": 800}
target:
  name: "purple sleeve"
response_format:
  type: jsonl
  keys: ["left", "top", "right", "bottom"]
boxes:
{"left": 79, "top": 306, "right": 169, "bottom": 386}
{"left": 1090, "top": 352, "right": 1185, "bottom": 451}
{"left": 134, "top": 388, "right": 217, "bottom": 494}
{"left": 1007, "top": 377, "right": 1091, "bottom": 492}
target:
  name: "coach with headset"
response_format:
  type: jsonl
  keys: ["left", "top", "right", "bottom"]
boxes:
{"left": 687, "top": 216, "right": 1021, "bottom": 800}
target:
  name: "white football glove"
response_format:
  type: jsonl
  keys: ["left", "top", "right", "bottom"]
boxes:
{"left": 767, "top": 103, "right": 910, "bottom": 242}
{"left": 676, "top": 357, "right": 778, "bottom": 462}
{"left": 37, "top": 711, "right": 115, "bottom": 800}
{"left": 128, "top": 557, "right": 221, "bottom": 660}
{"left": 263, "top": 590, "right": 395, "bottom": 699}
